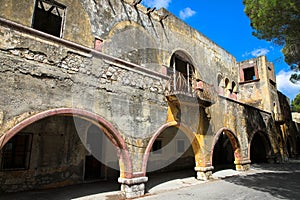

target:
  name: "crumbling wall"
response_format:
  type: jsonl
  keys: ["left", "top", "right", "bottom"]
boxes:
{"left": 0, "top": 0, "right": 94, "bottom": 47}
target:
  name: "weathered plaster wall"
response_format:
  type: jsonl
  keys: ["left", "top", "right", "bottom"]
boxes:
{"left": 0, "top": 5, "right": 286, "bottom": 173}
{"left": 207, "top": 97, "right": 279, "bottom": 162}
{"left": 79, "top": 0, "right": 238, "bottom": 87}
{"left": 278, "top": 92, "right": 300, "bottom": 156}
{"left": 238, "top": 56, "right": 281, "bottom": 115}
{"left": 0, "top": 0, "right": 35, "bottom": 27}
{"left": 0, "top": 22, "right": 174, "bottom": 175}
{"left": 0, "top": 0, "right": 94, "bottom": 47}
{"left": 0, "top": 0, "right": 298, "bottom": 195}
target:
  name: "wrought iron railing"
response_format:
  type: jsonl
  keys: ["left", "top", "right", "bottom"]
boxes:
{"left": 164, "top": 71, "right": 215, "bottom": 104}
{"left": 165, "top": 71, "right": 194, "bottom": 97}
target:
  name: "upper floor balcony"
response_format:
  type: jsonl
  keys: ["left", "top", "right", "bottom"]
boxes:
{"left": 164, "top": 71, "right": 215, "bottom": 106}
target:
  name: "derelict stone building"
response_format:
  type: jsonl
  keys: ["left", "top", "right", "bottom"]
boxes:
{"left": 0, "top": 0, "right": 299, "bottom": 198}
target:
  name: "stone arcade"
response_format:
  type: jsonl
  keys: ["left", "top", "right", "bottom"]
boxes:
{"left": 0, "top": 0, "right": 299, "bottom": 198}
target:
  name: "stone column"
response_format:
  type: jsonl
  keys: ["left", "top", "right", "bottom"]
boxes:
{"left": 235, "top": 159, "right": 251, "bottom": 171}
{"left": 118, "top": 176, "right": 148, "bottom": 199}
{"left": 194, "top": 166, "right": 214, "bottom": 181}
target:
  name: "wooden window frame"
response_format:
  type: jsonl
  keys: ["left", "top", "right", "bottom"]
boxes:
{"left": 32, "top": 0, "right": 66, "bottom": 38}
{"left": 1, "top": 133, "right": 33, "bottom": 171}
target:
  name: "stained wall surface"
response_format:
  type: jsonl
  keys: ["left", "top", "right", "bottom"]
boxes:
{"left": 0, "top": 0, "right": 299, "bottom": 195}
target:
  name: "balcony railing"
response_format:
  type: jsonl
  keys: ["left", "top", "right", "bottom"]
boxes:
{"left": 165, "top": 71, "right": 195, "bottom": 97}
{"left": 164, "top": 71, "right": 215, "bottom": 105}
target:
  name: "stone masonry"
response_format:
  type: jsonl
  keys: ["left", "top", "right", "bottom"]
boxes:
{"left": 0, "top": 0, "right": 299, "bottom": 198}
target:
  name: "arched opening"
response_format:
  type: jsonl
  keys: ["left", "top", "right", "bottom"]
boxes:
{"left": 225, "top": 78, "right": 229, "bottom": 89}
{"left": 212, "top": 132, "right": 235, "bottom": 172}
{"left": 145, "top": 125, "right": 197, "bottom": 191}
{"left": 217, "top": 74, "right": 224, "bottom": 95}
{"left": 224, "top": 78, "right": 231, "bottom": 97}
{"left": 250, "top": 132, "right": 269, "bottom": 163}
{"left": 231, "top": 81, "right": 237, "bottom": 100}
{"left": 166, "top": 51, "right": 196, "bottom": 96}
{"left": 0, "top": 109, "right": 130, "bottom": 194}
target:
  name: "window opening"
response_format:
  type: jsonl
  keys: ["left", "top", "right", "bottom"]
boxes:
{"left": 152, "top": 140, "right": 162, "bottom": 154}
{"left": 243, "top": 67, "right": 256, "bottom": 81}
{"left": 1, "top": 133, "right": 32, "bottom": 170}
{"left": 231, "top": 81, "right": 237, "bottom": 93}
{"left": 32, "top": 0, "right": 66, "bottom": 37}
{"left": 169, "top": 54, "right": 195, "bottom": 94}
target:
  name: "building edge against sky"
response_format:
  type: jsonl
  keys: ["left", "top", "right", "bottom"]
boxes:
{"left": 0, "top": 0, "right": 299, "bottom": 199}
{"left": 140, "top": 1, "right": 300, "bottom": 102}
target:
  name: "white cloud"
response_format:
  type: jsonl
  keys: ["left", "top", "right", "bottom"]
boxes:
{"left": 179, "top": 7, "right": 196, "bottom": 20}
{"left": 276, "top": 70, "right": 300, "bottom": 101}
{"left": 251, "top": 48, "right": 270, "bottom": 57}
{"left": 142, "top": 0, "right": 172, "bottom": 9}
{"left": 242, "top": 48, "right": 270, "bottom": 58}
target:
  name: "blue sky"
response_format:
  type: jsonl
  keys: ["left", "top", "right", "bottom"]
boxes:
{"left": 142, "top": 0, "right": 300, "bottom": 101}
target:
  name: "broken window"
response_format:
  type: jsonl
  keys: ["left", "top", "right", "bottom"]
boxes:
{"left": 1, "top": 133, "right": 32, "bottom": 170}
{"left": 152, "top": 140, "right": 162, "bottom": 154}
{"left": 243, "top": 67, "right": 257, "bottom": 81}
{"left": 32, "top": 0, "right": 66, "bottom": 37}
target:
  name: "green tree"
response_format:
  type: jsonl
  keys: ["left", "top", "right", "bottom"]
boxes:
{"left": 243, "top": 0, "right": 300, "bottom": 74}
{"left": 291, "top": 93, "right": 300, "bottom": 112}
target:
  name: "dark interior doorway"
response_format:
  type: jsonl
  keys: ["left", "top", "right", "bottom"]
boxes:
{"left": 84, "top": 155, "right": 104, "bottom": 181}
{"left": 250, "top": 133, "right": 268, "bottom": 163}
{"left": 212, "top": 133, "right": 235, "bottom": 172}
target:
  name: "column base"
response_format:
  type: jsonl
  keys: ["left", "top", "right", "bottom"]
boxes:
{"left": 235, "top": 160, "right": 251, "bottom": 171}
{"left": 118, "top": 177, "right": 148, "bottom": 199}
{"left": 195, "top": 166, "right": 214, "bottom": 181}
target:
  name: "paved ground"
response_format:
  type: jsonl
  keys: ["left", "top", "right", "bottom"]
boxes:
{"left": 1, "top": 159, "right": 300, "bottom": 200}
{"left": 138, "top": 159, "right": 300, "bottom": 200}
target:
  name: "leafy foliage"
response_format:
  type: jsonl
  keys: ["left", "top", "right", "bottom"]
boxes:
{"left": 291, "top": 93, "right": 300, "bottom": 112}
{"left": 243, "top": 0, "right": 300, "bottom": 68}
{"left": 290, "top": 73, "right": 300, "bottom": 83}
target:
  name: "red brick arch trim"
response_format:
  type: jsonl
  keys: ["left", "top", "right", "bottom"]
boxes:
{"left": 210, "top": 128, "right": 242, "bottom": 165}
{"left": 0, "top": 108, "right": 133, "bottom": 178}
{"left": 141, "top": 121, "right": 201, "bottom": 175}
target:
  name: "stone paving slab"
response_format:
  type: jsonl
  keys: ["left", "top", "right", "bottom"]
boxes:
{"left": 1, "top": 159, "right": 300, "bottom": 200}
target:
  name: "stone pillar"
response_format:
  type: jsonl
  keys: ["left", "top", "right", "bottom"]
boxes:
{"left": 118, "top": 176, "right": 148, "bottom": 199}
{"left": 195, "top": 166, "right": 214, "bottom": 181}
{"left": 235, "top": 159, "right": 251, "bottom": 171}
